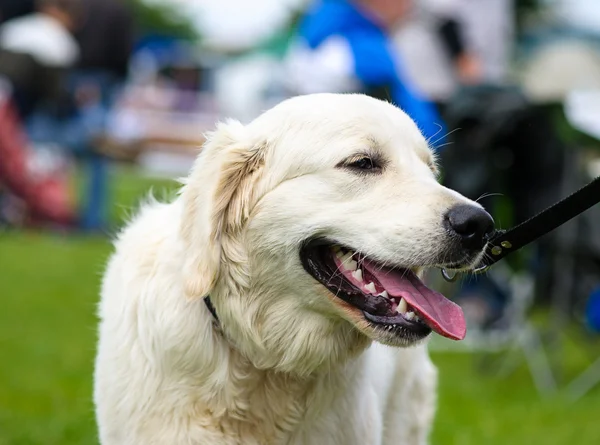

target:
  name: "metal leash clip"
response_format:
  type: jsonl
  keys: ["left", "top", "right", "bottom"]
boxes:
{"left": 440, "top": 262, "right": 491, "bottom": 283}
{"left": 440, "top": 268, "right": 459, "bottom": 282}
{"left": 440, "top": 229, "right": 504, "bottom": 282}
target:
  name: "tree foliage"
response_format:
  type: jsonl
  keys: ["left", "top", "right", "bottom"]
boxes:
{"left": 125, "top": 0, "right": 200, "bottom": 40}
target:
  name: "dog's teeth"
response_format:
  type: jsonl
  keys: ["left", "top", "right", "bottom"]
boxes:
{"left": 365, "top": 282, "right": 376, "bottom": 293}
{"left": 345, "top": 260, "right": 358, "bottom": 271}
{"left": 377, "top": 290, "right": 389, "bottom": 299}
{"left": 397, "top": 298, "right": 408, "bottom": 314}
{"left": 405, "top": 311, "right": 415, "bottom": 321}
{"left": 414, "top": 315, "right": 421, "bottom": 322}
{"left": 341, "top": 252, "right": 354, "bottom": 263}
{"left": 388, "top": 325, "right": 393, "bottom": 331}
{"left": 335, "top": 250, "right": 345, "bottom": 259}
{"left": 352, "top": 269, "right": 363, "bottom": 282}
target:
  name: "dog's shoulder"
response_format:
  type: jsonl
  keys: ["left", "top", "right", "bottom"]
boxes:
{"left": 113, "top": 198, "right": 182, "bottom": 256}
{"left": 100, "top": 198, "right": 185, "bottom": 310}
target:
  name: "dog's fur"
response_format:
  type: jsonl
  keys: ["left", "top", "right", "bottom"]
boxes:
{"left": 94, "top": 94, "right": 482, "bottom": 444}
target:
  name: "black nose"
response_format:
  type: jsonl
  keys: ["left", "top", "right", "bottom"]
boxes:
{"left": 445, "top": 204, "right": 495, "bottom": 251}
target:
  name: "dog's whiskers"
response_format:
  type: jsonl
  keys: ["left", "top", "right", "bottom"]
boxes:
{"left": 475, "top": 192, "right": 503, "bottom": 203}
{"left": 428, "top": 126, "right": 461, "bottom": 147}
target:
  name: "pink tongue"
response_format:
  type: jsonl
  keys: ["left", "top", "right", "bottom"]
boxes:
{"left": 362, "top": 261, "right": 466, "bottom": 340}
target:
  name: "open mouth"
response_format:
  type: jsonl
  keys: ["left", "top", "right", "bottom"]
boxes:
{"left": 300, "top": 240, "right": 466, "bottom": 342}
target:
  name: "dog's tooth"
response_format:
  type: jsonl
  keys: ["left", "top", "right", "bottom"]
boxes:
{"left": 405, "top": 311, "right": 415, "bottom": 321}
{"left": 365, "top": 282, "right": 376, "bottom": 293}
{"left": 345, "top": 260, "right": 358, "bottom": 271}
{"left": 335, "top": 250, "right": 345, "bottom": 259}
{"left": 352, "top": 269, "right": 363, "bottom": 282}
{"left": 341, "top": 251, "right": 354, "bottom": 263}
{"left": 397, "top": 298, "right": 408, "bottom": 314}
{"left": 377, "top": 290, "right": 389, "bottom": 299}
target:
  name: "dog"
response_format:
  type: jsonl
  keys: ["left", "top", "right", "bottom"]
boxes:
{"left": 94, "top": 93, "right": 494, "bottom": 445}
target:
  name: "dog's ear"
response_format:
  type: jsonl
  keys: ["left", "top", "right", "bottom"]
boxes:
{"left": 180, "top": 120, "right": 265, "bottom": 298}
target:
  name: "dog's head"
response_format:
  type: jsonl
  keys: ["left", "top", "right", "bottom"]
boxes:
{"left": 180, "top": 94, "right": 494, "bottom": 374}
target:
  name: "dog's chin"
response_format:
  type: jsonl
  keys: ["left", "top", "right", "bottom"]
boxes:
{"left": 335, "top": 299, "right": 433, "bottom": 348}
{"left": 300, "top": 239, "right": 476, "bottom": 347}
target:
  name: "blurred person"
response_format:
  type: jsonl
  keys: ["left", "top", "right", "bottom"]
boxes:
{"left": 68, "top": 0, "right": 134, "bottom": 117}
{"left": 71, "top": 0, "right": 134, "bottom": 231}
{"left": 28, "top": 0, "right": 136, "bottom": 159}
{"left": 0, "top": 1, "right": 81, "bottom": 228}
{"left": 285, "top": 0, "right": 446, "bottom": 144}
{"left": 26, "top": 0, "right": 134, "bottom": 231}
{"left": 0, "top": 0, "right": 81, "bottom": 118}
{"left": 453, "top": 0, "right": 514, "bottom": 84}
{"left": 53, "top": 0, "right": 134, "bottom": 143}
{"left": 75, "top": 0, "right": 133, "bottom": 81}
{"left": 0, "top": 79, "right": 77, "bottom": 228}
{"left": 393, "top": 0, "right": 514, "bottom": 106}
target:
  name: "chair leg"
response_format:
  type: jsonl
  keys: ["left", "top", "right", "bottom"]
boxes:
{"left": 495, "top": 337, "right": 524, "bottom": 378}
{"left": 521, "top": 324, "right": 557, "bottom": 396}
{"left": 566, "top": 356, "right": 600, "bottom": 402}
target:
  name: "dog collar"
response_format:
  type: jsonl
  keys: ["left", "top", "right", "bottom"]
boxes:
{"left": 204, "top": 296, "right": 220, "bottom": 325}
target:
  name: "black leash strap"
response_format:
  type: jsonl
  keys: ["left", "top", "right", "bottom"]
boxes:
{"left": 442, "top": 175, "right": 600, "bottom": 281}
{"left": 459, "top": 175, "right": 600, "bottom": 279}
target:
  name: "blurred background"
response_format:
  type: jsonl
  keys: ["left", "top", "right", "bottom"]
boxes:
{"left": 1, "top": 0, "right": 600, "bottom": 443}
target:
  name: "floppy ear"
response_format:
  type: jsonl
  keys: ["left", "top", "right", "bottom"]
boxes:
{"left": 180, "top": 119, "right": 265, "bottom": 299}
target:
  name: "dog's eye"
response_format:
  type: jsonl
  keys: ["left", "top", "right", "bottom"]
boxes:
{"left": 345, "top": 156, "right": 381, "bottom": 172}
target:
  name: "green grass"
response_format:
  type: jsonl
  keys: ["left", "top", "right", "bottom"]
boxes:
{"left": 1, "top": 166, "right": 599, "bottom": 444}
{"left": 433, "top": 350, "right": 600, "bottom": 444}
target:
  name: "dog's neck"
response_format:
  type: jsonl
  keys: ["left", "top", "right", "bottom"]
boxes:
{"left": 198, "top": 328, "right": 366, "bottom": 442}
{"left": 207, "top": 286, "right": 371, "bottom": 373}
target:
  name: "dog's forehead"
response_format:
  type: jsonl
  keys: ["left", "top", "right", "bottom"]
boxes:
{"left": 252, "top": 94, "right": 433, "bottom": 164}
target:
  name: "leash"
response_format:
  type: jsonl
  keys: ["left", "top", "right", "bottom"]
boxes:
{"left": 442, "top": 175, "right": 600, "bottom": 282}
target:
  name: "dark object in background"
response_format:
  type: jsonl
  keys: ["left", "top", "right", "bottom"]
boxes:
{"left": 0, "top": 49, "right": 66, "bottom": 118}
{"left": 75, "top": 0, "right": 134, "bottom": 80}
{"left": 437, "top": 18, "right": 465, "bottom": 61}
{"left": 586, "top": 287, "right": 600, "bottom": 333}
{"left": 0, "top": 0, "right": 35, "bottom": 23}
{"left": 440, "top": 84, "right": 600, "bottom": 313}
{"left": 441, "top": 85, "right": 565, "bottom": 225}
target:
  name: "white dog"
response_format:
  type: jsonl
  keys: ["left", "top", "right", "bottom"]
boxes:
{"left": 94, "top": 93, "right": 494, "bottom": 445}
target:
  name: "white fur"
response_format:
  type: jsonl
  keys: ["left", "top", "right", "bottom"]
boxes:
{"left": 94, "top": 93, "right": 479, "bottom": 444}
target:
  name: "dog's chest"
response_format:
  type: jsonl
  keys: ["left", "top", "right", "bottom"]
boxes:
{"left": 199, "top": 369, "right": 378, "bottom": 445}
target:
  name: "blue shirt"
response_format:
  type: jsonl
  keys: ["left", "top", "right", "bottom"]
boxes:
{"left": 297, "top": 0, "right": 446, "bottom": 146}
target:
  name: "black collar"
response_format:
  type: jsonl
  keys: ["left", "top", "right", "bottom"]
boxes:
{"left": 204, "top": 296, "right": 219, "bottom": 324}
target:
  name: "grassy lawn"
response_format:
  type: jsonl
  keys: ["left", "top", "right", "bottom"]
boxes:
{"left": 1, "top": 166, "right": 599, "bottom": 444}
